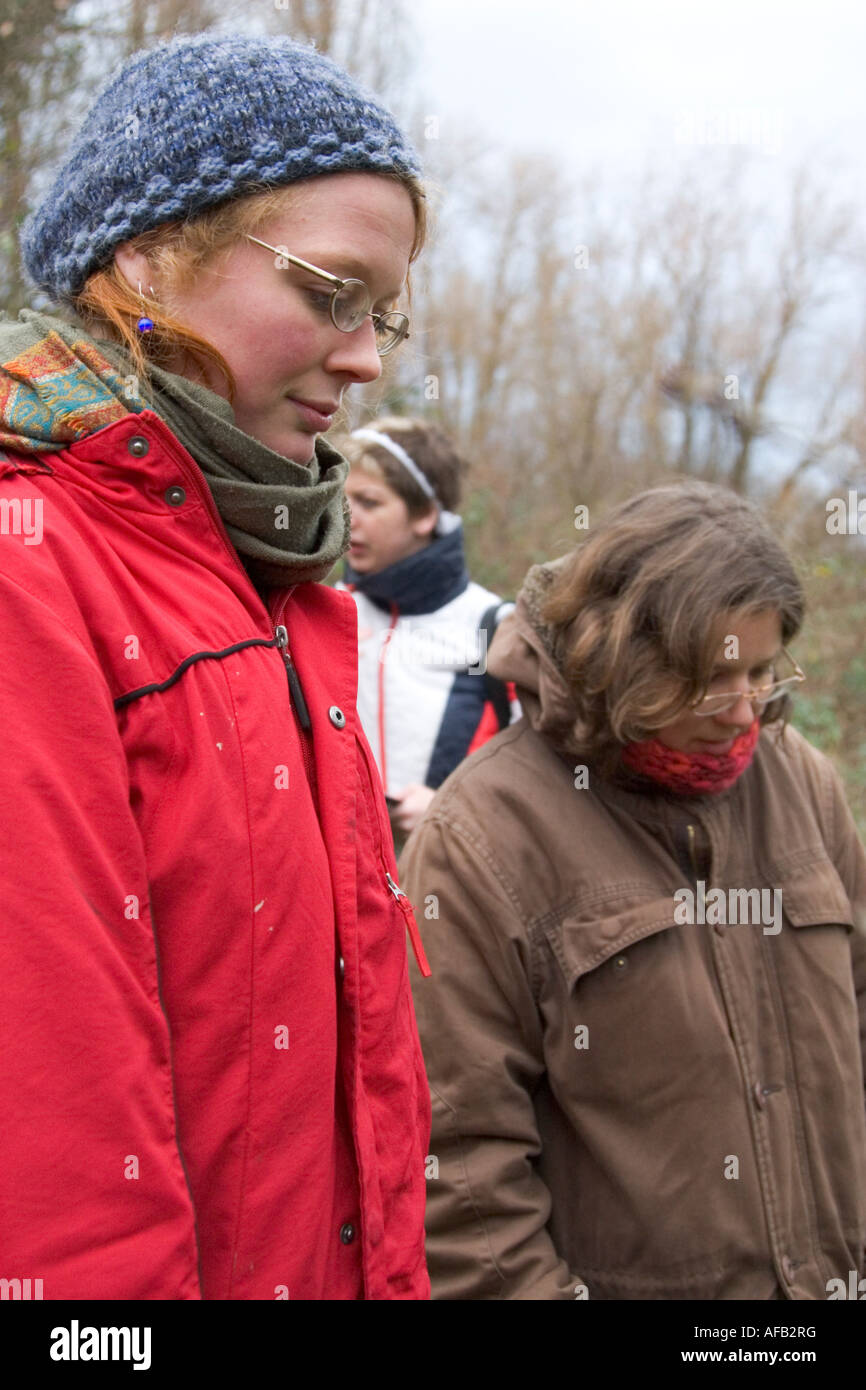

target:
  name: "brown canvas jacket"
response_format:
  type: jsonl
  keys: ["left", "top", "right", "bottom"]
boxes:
{"left": 401, "top": 560, "right": 866, "bottom": 1300}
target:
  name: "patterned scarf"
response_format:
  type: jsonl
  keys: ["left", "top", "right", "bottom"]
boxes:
{"left": 0, "top": 308, "right": 350, "bottom": 588}
{"left": 620, "top": 719, "right": 761, "bottom": 795}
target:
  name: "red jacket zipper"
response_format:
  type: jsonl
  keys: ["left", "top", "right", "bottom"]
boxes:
{"left": 386, "top": 871, "right": 431, "bottom": 979}
{"left": 357, "top": 738, "right": 431, "bottom": 978}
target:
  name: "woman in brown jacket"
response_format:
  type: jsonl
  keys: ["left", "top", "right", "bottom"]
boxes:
{"left": 401, "top": 481, "right": 866, "bottom": 1300}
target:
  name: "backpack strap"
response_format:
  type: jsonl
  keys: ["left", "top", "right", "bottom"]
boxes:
{"left": 478, "top": 601, "right": 515, "bottom": 730}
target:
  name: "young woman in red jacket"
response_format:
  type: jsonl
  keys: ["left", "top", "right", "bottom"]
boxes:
{"left": 0, "top": 32, "right": 431, "bottom": 1300}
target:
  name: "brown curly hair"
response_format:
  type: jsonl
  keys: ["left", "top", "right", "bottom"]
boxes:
{"left": 540, "top": 481, "right": 805, "bottom": 770}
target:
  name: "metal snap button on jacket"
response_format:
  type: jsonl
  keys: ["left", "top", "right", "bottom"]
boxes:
{"left": 339, "top": 1222, "right": 355, "bottom": 1244}
{"left": 127, "top": 435, "right": 150, "bottom": 457}
{"left": 165, "top": 486, "right": 186, "bottom": 507}
{"left": 328, "top": 706, "right": 346, "bottom": 729}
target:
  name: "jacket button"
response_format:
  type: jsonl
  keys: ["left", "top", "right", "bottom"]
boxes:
{"left": 781, "top": 1255, "right": 798, "bottom": 1283}
{"left": 339, "top": 1222, "right": 355, "bottom": 1244}
{"left": 328, "top": 706, "right": 346, "bottom": 729}
{"left": 338, "top": 955, "right": 345, "bottom": 978}
{"left": 127, "top": 435, "right": 149, "bottom": 457}
{"left": 753, "top": 1081, "right": 766, "bottom": 1110}
{"left": 165, "top": 486, "right": 186, "bottom": 507}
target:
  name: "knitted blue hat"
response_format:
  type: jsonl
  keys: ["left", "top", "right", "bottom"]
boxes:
{"left": 20, "top": 31, "right": 422, "bottom": 305}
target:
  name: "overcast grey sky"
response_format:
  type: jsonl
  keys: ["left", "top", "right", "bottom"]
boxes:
{"left": 411, "top": 0, "right": 866, "bottom": 194}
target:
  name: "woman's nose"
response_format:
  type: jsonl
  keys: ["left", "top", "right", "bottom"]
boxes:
{"left": 325, "top": 319, "right": 382, "bottom": 384}
{"left": 715, "top": 692, "right": 757, "bottom": 727}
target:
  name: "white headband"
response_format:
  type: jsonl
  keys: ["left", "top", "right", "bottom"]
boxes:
{"left": 349, "top": 427, "right": 462, "bottom": 537}
{"left": 351, "top": 428, "right": 436, "bottom": 499}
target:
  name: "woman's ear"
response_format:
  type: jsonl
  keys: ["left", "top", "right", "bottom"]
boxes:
{"left": 113, "top": 242, "right": 157, "bottom": 296}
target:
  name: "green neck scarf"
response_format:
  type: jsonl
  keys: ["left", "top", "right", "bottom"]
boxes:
{"left": 0, "top": 309, "right": 350, "bottom": 590}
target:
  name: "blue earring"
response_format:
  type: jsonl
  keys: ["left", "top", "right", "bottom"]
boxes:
{"left": 137, "top": 281, "right": 156, "bottom": 333}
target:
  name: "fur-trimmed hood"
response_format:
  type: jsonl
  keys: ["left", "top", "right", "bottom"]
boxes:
{"left": 486, "top": 555, "right": 577, "bottom": 748}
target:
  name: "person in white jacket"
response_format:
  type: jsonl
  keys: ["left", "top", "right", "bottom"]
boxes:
{"left": 338, "top": 417, "right": 516, "bottom": 853}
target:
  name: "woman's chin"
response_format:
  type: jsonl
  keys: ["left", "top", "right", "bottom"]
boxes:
{"left": 240, "top": 417, "right": 318, "bottom": 464}
{"left": 280, "top": 437, "right": 318, "bottom": 465}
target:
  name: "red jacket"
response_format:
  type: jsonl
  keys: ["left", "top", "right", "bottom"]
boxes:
{"left": 0, "top": 409, "right": 431, "bottom": 1300}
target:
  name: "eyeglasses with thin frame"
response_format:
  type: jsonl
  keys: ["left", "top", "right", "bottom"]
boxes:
{"left": 244, "top": 235, "right": 409, "bottom": 355}
{"left": 689, "top": 647, "right": 806, "bottom": 717}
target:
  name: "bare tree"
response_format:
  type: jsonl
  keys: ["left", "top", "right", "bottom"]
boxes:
{"left": 0, "top": 0, "right": 89, "bottom": 307}
{"left": 356, "top": 145, "right": 866, "bottom": 591}
{"left": 1, "top": 0, "right": 230, "bottom": 312}
{"left": 265, "top": 0, "right": 413, "bottom": 102}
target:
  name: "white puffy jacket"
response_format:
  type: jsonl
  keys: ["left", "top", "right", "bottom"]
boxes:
{"left": 339, "top": 524, "right": 516, "bottom": 797}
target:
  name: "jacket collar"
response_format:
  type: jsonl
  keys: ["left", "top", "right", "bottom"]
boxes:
{"left": 342, "top": 521, "right": 469, "bottom": 615}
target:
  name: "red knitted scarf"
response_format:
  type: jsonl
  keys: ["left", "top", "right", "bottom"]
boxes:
{"left": 620, "top": 719, "right": 761, "bottom": 795}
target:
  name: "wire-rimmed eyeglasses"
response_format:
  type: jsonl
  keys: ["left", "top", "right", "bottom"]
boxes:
{"left": 689, "top": 648, "right": 806, "bottom": 717}
{"left": 244, "top": 235, "right": 409, "bottom": 355}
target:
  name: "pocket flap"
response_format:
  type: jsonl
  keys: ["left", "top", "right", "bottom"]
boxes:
{"left": 778, "top": 856, "right": 855, "bottom": 929}
{"left": 542, "top": 887, "right": 676, "bottom": 987}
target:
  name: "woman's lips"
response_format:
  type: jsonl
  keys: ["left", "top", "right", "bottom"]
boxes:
{"left": 695, "top": 737, "right": 736, "bottom": 754}
{"left": 287, "top": 396, "right": 337, "bottom": 431}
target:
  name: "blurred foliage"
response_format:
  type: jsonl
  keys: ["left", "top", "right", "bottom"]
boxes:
{"left": 793, "top": 543, "right": 866, "bottom": 837}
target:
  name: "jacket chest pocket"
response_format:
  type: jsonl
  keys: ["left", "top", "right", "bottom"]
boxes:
{"left": 760, "top": 857, "right": 866, "bottom": 1176}
{"left": 770, "top": 856, "right": 860, "bottom": 1028}
{"left": 540, "top": 892, "right": 740, "bottom": 1109}
{"left": 776, "top": 855, "right": 855, "bottom": 932}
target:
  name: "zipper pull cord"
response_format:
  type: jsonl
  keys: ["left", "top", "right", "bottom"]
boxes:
{"left": 274, "top": 624, "right": 311, "bottom": 731}
{"left": 387, "top": 872, "right": 432, "bottom": 978}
